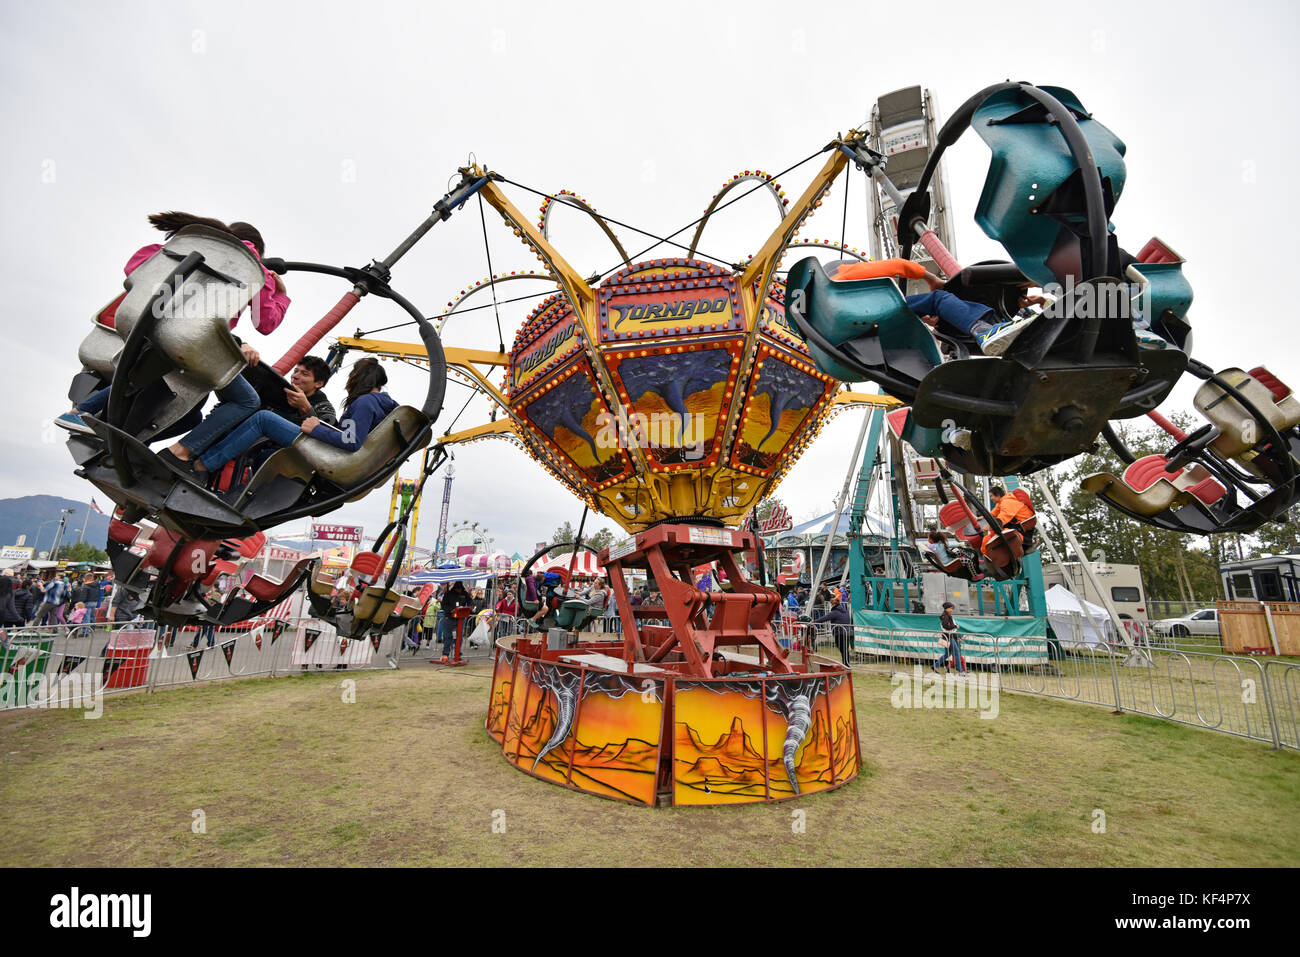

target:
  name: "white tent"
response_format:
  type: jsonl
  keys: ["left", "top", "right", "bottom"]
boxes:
{"left": 1045, "top": 584, "right": 1117, "bottom": 649}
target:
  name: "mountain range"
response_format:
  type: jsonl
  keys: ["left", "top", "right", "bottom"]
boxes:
{"left": 0, "top": 495, "right": 112, "bottom": 556}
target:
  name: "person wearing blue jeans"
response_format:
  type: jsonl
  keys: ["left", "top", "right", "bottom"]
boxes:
{"left": 432, "top": 582, "right": 472, "bottom": 663}
{"left": 189, "top": 622, "right": 216, "bottom": 649}
{"left": 175, "top": 357, "right": 394, "bottom": 476}
{"left": 830, "top": 259, "right": 1039, "bottom": 358}
{"left": 70, "top": 372, "right": 258, "bottom": 454}
{"left": 934, "top": 602, "right": 966, "bottom": 674}
{"left": 905, "top": 290, "right": 1034, "bottom": 357}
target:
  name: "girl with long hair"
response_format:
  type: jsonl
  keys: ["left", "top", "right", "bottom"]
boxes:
{"left": 58, "top": 211, "right": 292, "bottom": 471}
{"left": 184, "top": 357, "right": 398, "bottom": 474}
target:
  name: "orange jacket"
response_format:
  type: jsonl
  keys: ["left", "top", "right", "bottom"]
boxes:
{"left": 832, "top": 258, "right": 927, "bottom": 282}
{"left": 991, "top": 494, "right": 1032, "bottom": 526}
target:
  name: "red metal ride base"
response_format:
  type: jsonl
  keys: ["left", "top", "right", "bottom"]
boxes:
{"left": 448, "top": 605, "right": 474, "bottom": 666}
{"left": 485, "top": 522, "right": 860, "bottom": 807}
{"left": 605, "top": 523, "right": 791, "bottom": 678}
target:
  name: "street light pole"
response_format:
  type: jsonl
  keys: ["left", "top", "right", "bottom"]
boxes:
{"left": 49, "top": 508, "right": 74, "bottom": 562}
{"left": 32, "top": 520, "right": 58, "bottom": 555}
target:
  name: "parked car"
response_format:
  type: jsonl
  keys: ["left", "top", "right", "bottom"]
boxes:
{"left": 1150, "top": 608, "right": 1220, "bottom": 638}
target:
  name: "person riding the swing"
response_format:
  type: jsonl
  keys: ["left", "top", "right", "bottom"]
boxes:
{"left": 982, "top": 485, "right": 1035, "bottom": 560}
{"left": 172, "top": 357, "right": 396, "bottom": 476}
{"left": 830, "top": 258, "right": 1044, "bottom": 357}
{"left": 58, "top": 212, "right": 292, "bottom": 460}
{"left": 925, "top": 529, "right": 984, "bottom": 582}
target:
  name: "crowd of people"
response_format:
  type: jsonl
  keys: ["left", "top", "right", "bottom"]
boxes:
{"left": 0, "top": 569, "right": 116, "bottom": 629}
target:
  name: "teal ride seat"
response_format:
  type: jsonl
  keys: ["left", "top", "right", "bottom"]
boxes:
{"left": 555, "top": 599, "right": 593, "bottom": 631}
{"left": 785, "top": 256, "right": 943, "bottom": 395}
{"left": 1127, "top": 253, "right": 1193, "bottom": 349}
{"left": 972, "top": 86, "right": 1127, "bottom": 287}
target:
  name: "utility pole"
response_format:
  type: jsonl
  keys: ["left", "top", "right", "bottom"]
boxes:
{"left": 50, "top": 508, "right": 74, "bottom": 562}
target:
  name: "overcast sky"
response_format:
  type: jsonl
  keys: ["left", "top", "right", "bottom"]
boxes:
{"left": 3, "top": 0, "right": 1297, "bottom": 556}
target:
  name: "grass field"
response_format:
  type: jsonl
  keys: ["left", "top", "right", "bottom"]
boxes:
{"left": 2, "top": 664, "right": 1297, "bottom": 867}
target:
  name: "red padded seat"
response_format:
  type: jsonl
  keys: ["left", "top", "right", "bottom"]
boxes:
{"left": 350, "top": 552, "right": 385, "bottom": 582}
{"left": 1123, "top": 455, "right": 1178, "bottom": 492}
{"left": 1249, "top": 367, "right": 1291, "bottom": 403}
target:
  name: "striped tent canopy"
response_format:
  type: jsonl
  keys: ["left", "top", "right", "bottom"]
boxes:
{"left": 534, "top": 550, "right": 605, "bottom": 578}
{"left": 459, "top": 552, "right": 513, "bottom": 570}
{"left": 403, "top": 563, "right": 493, "bottom": 584}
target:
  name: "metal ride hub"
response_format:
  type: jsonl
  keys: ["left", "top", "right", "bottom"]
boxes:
{"left": 455, "top": 163, "right": 866, "bottom": 805}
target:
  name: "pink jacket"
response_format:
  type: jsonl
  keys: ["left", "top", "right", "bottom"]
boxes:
{"left": 126, "top": 240, "right": 291, "bottom": 334}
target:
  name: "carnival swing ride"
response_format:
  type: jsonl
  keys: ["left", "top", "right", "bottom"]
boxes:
{"left": 62, "top": 81, "right": 1299, "bottom": 806}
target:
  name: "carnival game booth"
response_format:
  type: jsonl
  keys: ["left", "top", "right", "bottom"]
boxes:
{"left": 852, "top": 609, "right": 1050, "bottom": 666}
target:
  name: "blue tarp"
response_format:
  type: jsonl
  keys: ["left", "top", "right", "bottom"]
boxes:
{"left": 402, "top": 562, "right": 492, "bottom": 585}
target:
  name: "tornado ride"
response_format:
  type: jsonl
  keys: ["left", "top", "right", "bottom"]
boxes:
{"left": 61, "top": 81, "right": 1300, "bottom": 806}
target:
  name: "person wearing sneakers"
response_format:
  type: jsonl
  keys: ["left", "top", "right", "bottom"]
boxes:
{"left": 431, "top": 581, "right": 471, "bottom": 664}
{"left": 830, "top": 258, "right": 1040, "bottom": 357}
{"left": 934, "top": 602, "right": 966, "bottom": 674}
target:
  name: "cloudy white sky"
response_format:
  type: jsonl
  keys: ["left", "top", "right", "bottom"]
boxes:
{"left": 3, "top": 0, "right": 1297, "bottom": 556}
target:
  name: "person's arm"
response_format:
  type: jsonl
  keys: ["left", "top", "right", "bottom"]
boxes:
{"left": 124, "top": 244, "right": 163, "bottom": 276}
{"left": 247, "top": 247, "right": 291, "bottom": 334}
{"left": 307, "top": 406, "right": 362, "bottom": 450}
{"left": 311, "top": 395, "right": 385, "bottom": 451}
{"left": 312, "top": 396, "right": 339, "bottom": 429}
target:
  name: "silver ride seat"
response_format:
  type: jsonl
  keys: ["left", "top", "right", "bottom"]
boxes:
{"left": 77, "top": 225, "right": 265, "bottom": 441}
{"left": 1194, "top": 367, "right": 1300, "bottom": 476}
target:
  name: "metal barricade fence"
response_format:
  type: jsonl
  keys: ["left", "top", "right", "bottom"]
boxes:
{"left": 7, "top": 612, "right": 1299, "bottom": 750}
{"left": 831, "top": 616, "right": 1300, "bottom": 750}
{"left": 1264, "top": 659, "right": 1300, "bottom": 751}
{"left": 0, "top": 616, "right": 408, "bottom": 713}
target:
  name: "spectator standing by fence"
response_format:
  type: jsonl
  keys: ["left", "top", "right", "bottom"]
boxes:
{"left": 934, "top": 602, "right": 966, "bottom": 674}
{"left": 13, "top": 579, "right": 36, "bottom": 624}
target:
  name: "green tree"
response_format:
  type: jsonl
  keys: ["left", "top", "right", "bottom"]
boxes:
{"left": 54, "top": 542, "right": 108, "bottom": 564}
{"left": 1249, "top": 503, "right": 1300, "bottom": 557}
{"left": 1041, "top": 412, "right": 1221, "bottom": 602}
{"left": 549, "top": 523, "right": 614, "bottom": 554}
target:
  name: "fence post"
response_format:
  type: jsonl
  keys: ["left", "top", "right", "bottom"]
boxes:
{"left": 1260, "top": 660, "right": 1284, "bottom": 751}
{"left": 145, "top": 623, "right": 161, "bottom": 695}
{"left": 268, "top": 622, "right": 279, "bottom": 679}
{"left": 1106, "top": 636, "right": 1125, "bottom": 714}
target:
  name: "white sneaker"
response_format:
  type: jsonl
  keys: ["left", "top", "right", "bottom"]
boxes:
{"left": 1134, "top": 328, "right": 1168, "bottom": 350}
{"left": 976, "top": 315, "right": 1035, "bottom": 357}
{"left": 941, "top": 426, "right": 973, "bottom": 451}
{"left": 55, "top": 412, "right": 94, "bottom": 435}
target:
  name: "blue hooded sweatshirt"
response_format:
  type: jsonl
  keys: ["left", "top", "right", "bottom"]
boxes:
{"left": 310, "top": 391, "right": 399, "bottom": 451}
